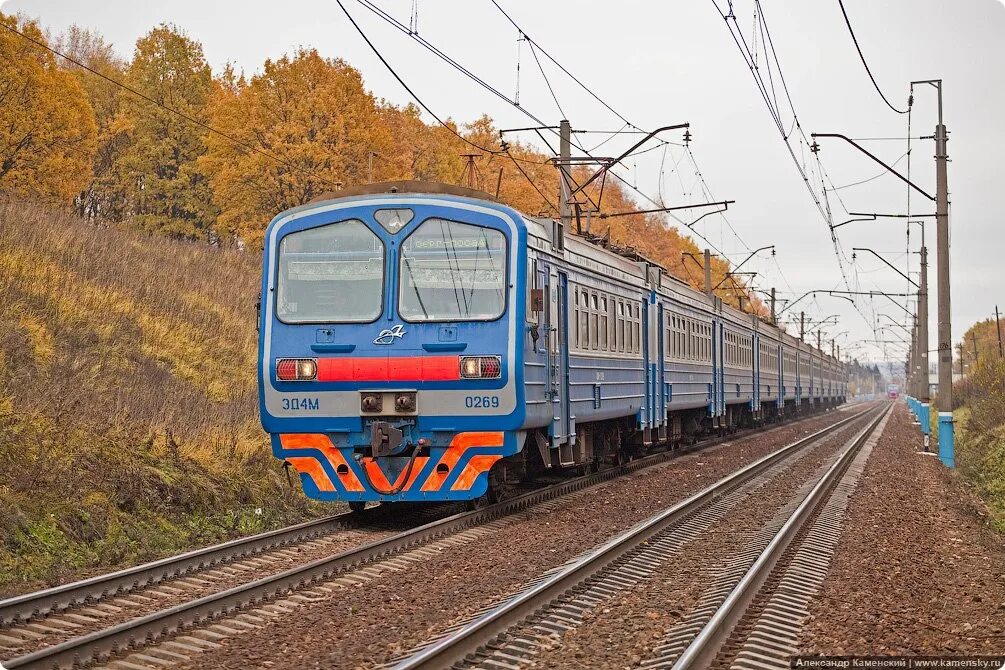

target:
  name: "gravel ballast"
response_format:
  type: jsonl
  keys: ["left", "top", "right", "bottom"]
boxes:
{"left": 800, "top": 403, "right": 1005, "bottom": 655}
{"left": 513, "top": 418, "right": 861, "bottom": 669}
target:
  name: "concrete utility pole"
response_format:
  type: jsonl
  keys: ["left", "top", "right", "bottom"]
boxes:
{"left": 770, "top": 288, "right": 777, "bottom": 325}
{"left": 558, "top": 119, "right": 572, "bottom": 242}
{"left": 924, "top": 80, "right": 955, "bottom": 468}
{"left": 704, "top": 249, "right": 712, "bottom": 296}
{"left": 996, "top": 305, "right": 1003, "bottom": 358}
{"left": 799, "top": 312, "right": 805, "bottom": 341}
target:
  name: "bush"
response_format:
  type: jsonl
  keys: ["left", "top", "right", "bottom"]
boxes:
{"left": 955, "top": 357, "right": 1005, "bottom": 530}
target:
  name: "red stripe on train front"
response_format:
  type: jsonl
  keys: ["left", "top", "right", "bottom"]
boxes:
{"left": 316, "top": 355, "right": 460, "bottom": 382}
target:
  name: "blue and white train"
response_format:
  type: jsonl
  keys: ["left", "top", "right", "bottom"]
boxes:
{"left": 258, "top": 181, "right": 846, "bottom": 508}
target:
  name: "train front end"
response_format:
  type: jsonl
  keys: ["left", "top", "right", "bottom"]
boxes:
{"left": 258, "top": 186, "right": 526, "bottom": 504}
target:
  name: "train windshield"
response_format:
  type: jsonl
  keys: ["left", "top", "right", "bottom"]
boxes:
{"left": 276, "top": 220, "right": 384, "bottom": 323}
{"left": 398, "top": 218, "right": 507, "bottom": 322}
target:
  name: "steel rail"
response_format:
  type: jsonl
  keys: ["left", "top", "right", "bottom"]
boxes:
{"left": 0, "top": 507, "right": 376, "bottom": 626}
{"left": 2, "top": 405, "right": 858, "bottom": 670}
{"left": 669, "top": 403, "right": 892, "bottom": 670}
{"left": 390, "top": 404, "right": 882, "bottom": 670}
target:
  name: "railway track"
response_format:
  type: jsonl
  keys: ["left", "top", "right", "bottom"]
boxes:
{"left": 0, "top": 405, "right": 864, "bottom": 670}
{"left": 384, "top": 402, "right": 889, "bottom": 670}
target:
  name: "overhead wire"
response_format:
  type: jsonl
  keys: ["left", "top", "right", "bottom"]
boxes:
{"left": 825, "top": 152, "right": 909, "bottom": 191}
{"left": 835, "top": 0, "right": 909, "bottom": 114}
{"left": 488, "top": 0, "right": 743, "bottom": 255}
{"left": 526, "top": 39, "right": 566, "bottom": 119}
{"left": 712, "top": 0, "right": 888, "bottom": 334}
{"left": 335, "top": 0, "right": 561, "bottom": 215}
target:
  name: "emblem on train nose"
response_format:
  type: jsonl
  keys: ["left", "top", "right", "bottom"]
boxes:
{"left": 373, "top": 324, "right": 407, "bottom": 345}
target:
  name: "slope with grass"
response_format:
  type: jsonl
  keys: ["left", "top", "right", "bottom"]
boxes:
{"left": 0, "top": 196, "right": 323, "bottom": 593}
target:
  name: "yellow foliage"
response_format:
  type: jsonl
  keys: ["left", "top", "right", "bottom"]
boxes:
{"left": 202, "top": 49, "right": 395, "bottom": 247}
{"left": 0, "top": 13, "right": 97, "bottom": 201}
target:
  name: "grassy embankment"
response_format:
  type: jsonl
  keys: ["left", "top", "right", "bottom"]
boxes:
{"left": 0, "top": 197, "right": 325, "bottom": 593}
{"left": 951, "top": 360, "right": 1005, "bottom": 531}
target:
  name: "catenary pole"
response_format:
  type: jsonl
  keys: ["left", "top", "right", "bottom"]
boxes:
{"left": 559, "top": 119, "right": 572, "bottom": 238}
{"left": 996, "top": 305, "right": 1003, "bottom": 358}
{"left": 908, "top": 81, "right": 952, "bottom": 466}
{"left": 928, "top": 80, "right": 955, "bottom": 467}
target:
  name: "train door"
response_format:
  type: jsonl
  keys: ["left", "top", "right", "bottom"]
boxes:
{"left": 712, "top": 318, "right": 725, "bottom": 426}
{"left": 777, "top": 343, "right": 784, "bottom": 412}
{"left": 795, "top": 349, "right": 802, "bottom": 407}
{"left": 641, "top": 298, "right": 652, "bottom": 444}
{"left": 752, "top": 332, "right": 760, "bottom": 417}
{"left": 710, "top": 318, "right": 719, "bottom": 422}
{"left": 656, "top": 302, "right": 667, "bottom": 440}
{"left": 546, "top": 268, "right": 573, "bottom": 447}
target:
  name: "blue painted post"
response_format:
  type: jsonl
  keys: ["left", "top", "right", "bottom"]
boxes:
{"left": 938, "top": 411, "right": 954, "bottom": 467}
{"left": 920, "top": 401, "right": 931, "bottom": 452}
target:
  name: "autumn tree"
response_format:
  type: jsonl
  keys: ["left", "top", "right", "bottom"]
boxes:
{"left": 379, "top": 103, "right": 467, "bottom": 183}
{"left": 0, "top": 13, "right": 96, "bottom": 201}
{"left": 53, "top": 25, "right": 130, "bottom": 220}
{"left": 113, "top": 24, "right": 216, "bottom": 239}
{"left": 202, "top": 50, "right": 395, "bottom": 247}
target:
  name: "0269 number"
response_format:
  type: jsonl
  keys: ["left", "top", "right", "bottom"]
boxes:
{"left": 465, "top": 395, "right": 500, "bottom": 409}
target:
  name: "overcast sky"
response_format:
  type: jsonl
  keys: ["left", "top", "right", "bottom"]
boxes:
{"left": 5, "top": 0, "right": 1003, "bottom": 364}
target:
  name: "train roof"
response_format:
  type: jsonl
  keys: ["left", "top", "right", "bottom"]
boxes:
{"left": 309, "top": 180, "right": 501, "bottom": 204}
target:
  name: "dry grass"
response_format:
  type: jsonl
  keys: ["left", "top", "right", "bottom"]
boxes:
{"left": 954, "top": 359, "right": 1005, "bottom": 531}
{"left": 0, "top": 195, "right": 325, "bottom": 592}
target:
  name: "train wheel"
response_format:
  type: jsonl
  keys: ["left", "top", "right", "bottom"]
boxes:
{"left": 348, "top": 501, "right": 367, "bottom": 513}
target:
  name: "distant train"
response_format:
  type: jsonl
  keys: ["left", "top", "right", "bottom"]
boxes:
{"left": 257, "top": 181, "right": 847, "bottom": 509}
{"left": 887, "top": 383, "right": 900, "bottom": 399}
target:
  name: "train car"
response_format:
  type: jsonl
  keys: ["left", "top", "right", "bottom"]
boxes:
{"left": 258, "top": 181, "right": 846, "bottom": 506}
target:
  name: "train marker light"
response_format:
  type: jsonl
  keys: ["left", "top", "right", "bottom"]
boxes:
{"left": 374, "top": 208, "right": 414, "bottom": 233}
{"left": 459, "top": 356, "right": 502, "bottom": 379}
{"left": 276, "top": 358, "right": 317, "bottom": 381}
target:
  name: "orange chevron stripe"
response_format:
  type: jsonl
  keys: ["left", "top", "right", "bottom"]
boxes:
{"left": 285, "top": 456, "right": 336, "bottom": 493}
{"left": 449, "top": 431, "right": 505, "bottom": 449}
{"left": 281, "top": 433, "right": 364, "bottom": 493}
{"left": 421, "top": 446, "right": 465, "bottom": 492}
{"left": 450, "top": 454, "right": 502, "bottom": 491}
{"left": 362, "top": 457, "right": 428, "bottom": 492}
{"left": 420, "top": 431, "right": 503, "bottom": 492}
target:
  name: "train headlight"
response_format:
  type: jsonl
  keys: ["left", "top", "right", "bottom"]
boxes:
{"left": 459, "top": 356, "right": 502, "bottom": 379}
{"left": 277, "top": 358, "right": 317, "bottom": 381}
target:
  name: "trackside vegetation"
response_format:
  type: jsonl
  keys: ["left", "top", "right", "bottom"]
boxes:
{"left": 952, "top": 325, "right": 1005, "bottom": 532}
{"left": 0, "top": 197, "right": 324, "bottom": 592}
